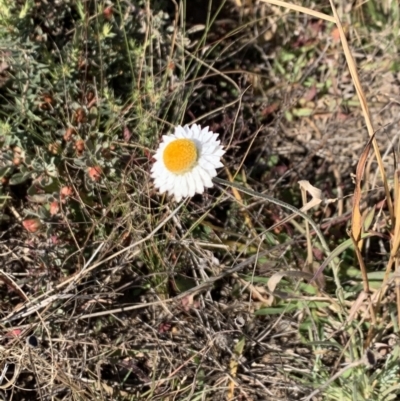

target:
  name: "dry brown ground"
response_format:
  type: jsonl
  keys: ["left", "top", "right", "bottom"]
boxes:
{"left": 1, "top": 1, "right": 400, "bottom": 400}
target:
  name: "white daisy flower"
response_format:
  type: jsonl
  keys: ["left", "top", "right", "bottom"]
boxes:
{"left": 151, "top": 124, "right": 225, "bottom": 202}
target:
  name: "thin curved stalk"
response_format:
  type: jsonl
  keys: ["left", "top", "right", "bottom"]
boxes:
{"left": 213, "top": 177, "right": 341, "bottom": 286}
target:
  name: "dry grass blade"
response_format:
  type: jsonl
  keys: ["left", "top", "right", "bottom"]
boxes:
{"left": 260, "top": 0, "right": 335, "bottom": 22}
{"left": 1, "top": 202, "right": 185, "bottom": 324}
{"left": 299, "top": 180, "right": 322, "bottom": 268}
{"left": 227, "top": 336, "right": 245, "bottom": 400}
{"left": 298, "top": 181, "right": 323, "bottom": 212}
{"left": 349, "top": 231, "right": 371, "bottom": 295}
{"left": 392, "top": 169, "right": 400, "bottom": 329}
{"left": 390, "top": 170, "right": 400, "bottom": 256}
{"left": 352, "top": 135, "right": 375, "bottom": 245}
{"left": 377, "top": 170, "right": 400, "bottom": 323}
{"left": 328, "top": 0, "right": 393, "bottom": 223}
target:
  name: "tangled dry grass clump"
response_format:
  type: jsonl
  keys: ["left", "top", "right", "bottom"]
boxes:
{"left": 1, "top": 0, "right": 400, "bottom": 400}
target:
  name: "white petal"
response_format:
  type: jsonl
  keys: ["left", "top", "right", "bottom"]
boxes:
{"left": 162, "top": 135, "right": 175, "bottom": 143}
{"left": 185, "top": 172, "right": 196, "bottom": 197}
{"left": 206, "top": 167, "right": 217, "bottom": 178}
{"left": 194, "top": 125, "right": 203, "bottom": 139}
{"left": 154, "top": 170, "right": 175, "bottom": 189}
{"left": 192, "top": 129, "right": 200, "bottom": 140}
{"left": 203, "top": 155, "right": 223, "bottom": 167}
{"left": 197, "top": 167, "right": 213, "bottom": 188}
{"left": 201, "top": 128, "right": 213, "bottom": 142}
{"left": 153, "top": 177, "right": 166, "bottom": 187}
{"left": 159, "top": 183, "right": 169, "bottom": 194}
{"left": 181, "top": 175, "right": 190, "bottom": 197}
{"left": 173, "top": 188, "right": 182, "bottom": 202}
{"left": 191, "top": 167, "right": 204, "bottom": 194}
{"left": 165, "top": 173, "right": 175, "bottom": 187}
{"left": 175, "top": 126, "right": 186, "bottom": 138}
{"left": 160, "top": 177, "right": 176, "bottom": 193}
{"left": 151, "top": 162, "right": 164, "bottom": 174}
{"left": 152, "top": 166, "right": 168, "bottom": 179}
{"left": 173, "top": 175, "right": 184, "bottom": 200}
{"left": 191, "top": 124, "right": 201, "bottom": 133}
{"left": 154, "top": 180, "right": 164, "bottom": 189}
{"left": 202, "top": 143, "right": 220, "bottom": 154}
{"left": 198, "top": 158, "right": 214, "bottom": 170}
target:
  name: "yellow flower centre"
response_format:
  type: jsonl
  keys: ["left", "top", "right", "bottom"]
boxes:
{"left": 163, "top": 139, "right": 198, "bottom": 173}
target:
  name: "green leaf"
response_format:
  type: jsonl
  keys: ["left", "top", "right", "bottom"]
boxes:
{"left": 0, "top": 166, "right": 12, "bottom": 178}
{"left": 9, "top": 172, "right": 31, "bottom": 185}
{"left": 173, "top": 274, "right": 196, "bottom": 292}
{"left": 292, "top": 107, "right": 314, "bottom": 117}
{"left": 234, "top": 336, "right": 245, "bottom": 355}
{"left": 255, "top": 304, "right": 298, "bottom": 315}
